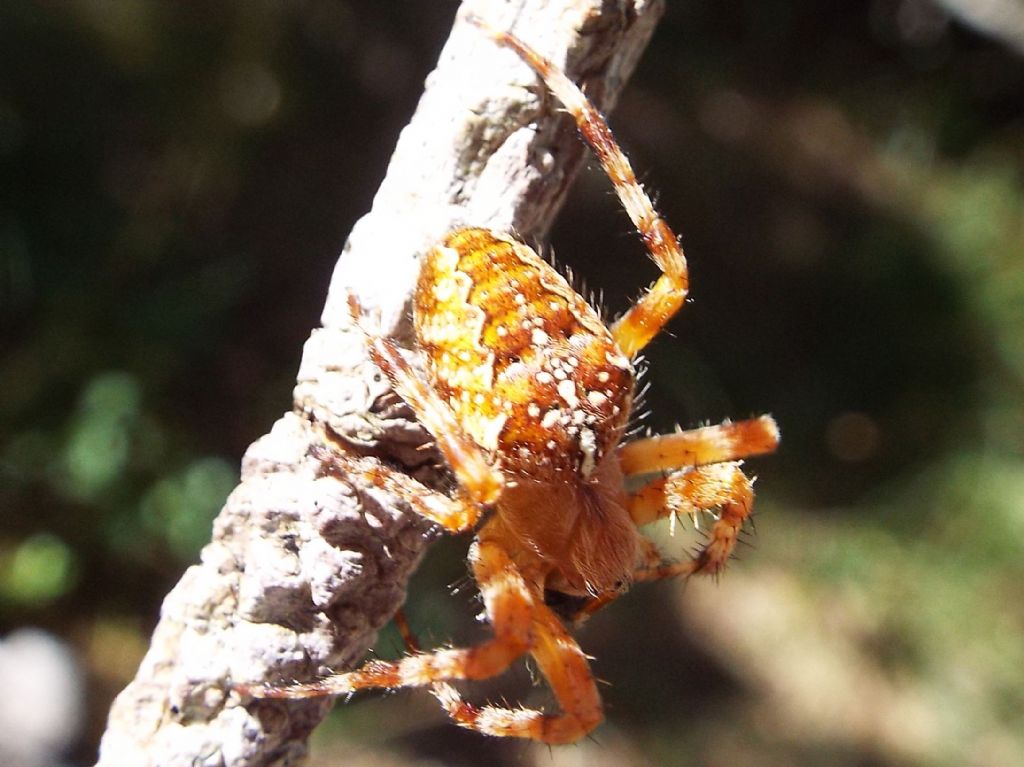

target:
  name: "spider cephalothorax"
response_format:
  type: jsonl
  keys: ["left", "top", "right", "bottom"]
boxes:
{"left": 242, "top": 16, "right": 779, "bottom": 744}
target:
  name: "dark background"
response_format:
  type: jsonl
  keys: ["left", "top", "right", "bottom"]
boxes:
{"left": 2, "top": 1, "right": 1023, "bottom": 765}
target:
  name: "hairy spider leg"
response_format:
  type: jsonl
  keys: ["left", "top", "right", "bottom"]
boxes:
{"left": 249, "top": 536, "right": 604, "bottom": 743}
{"left": 244, "top": 541, "right": 533, "bottom": 698}
{"left": 392, "top": 609, "right": 420, "bottom": 653}
{"left": 433, "top": 594, "right": 603, "bottom": 744}
{"left": 628, "top": 461, "right": 754, "bottom": 576}
{"left": 618, "top": 416, "right": 780, "bottom": 477}
{"left": 394, "top": 541, "right": 606, "bottom": 743}
{"left": 569, "top": 418, "right": 778, "bottom": 623}
{"left": 621, "top": 417, "right": 776, "bottom": 579}
{"left": 393, "top": 532, "right": 604, "bottom": 743}
{"left": 469, "top": 15, "right": 688, "bottom": 358}
{"left": 314, "top": 444, "right": 488, "bottom": 534}
{"left": 348, "top": 294, "right": 504, "bottom": 521}
{"left": 570, "top": 462, "right": 755, "bottom": 623}
{"left": 392, "top": 599, "right": 469, "bottom": 743}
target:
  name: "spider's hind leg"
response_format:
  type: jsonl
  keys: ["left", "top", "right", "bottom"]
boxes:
{"left": 241, "top": 540, "right": 533, "bottom": 698}
{"left": 432, "top": 599, "right": 603, "bottom": 744}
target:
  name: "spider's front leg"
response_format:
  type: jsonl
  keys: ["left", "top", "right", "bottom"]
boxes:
{"left": 323, "top": 446, "right": 488, "bottom": 533}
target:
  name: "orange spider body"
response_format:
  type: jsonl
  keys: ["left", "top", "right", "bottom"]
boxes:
{"left": 417, "top": 228, "right": 638, "bottom": 596}
{"left": 243, "top": 16, "right": 780, "bottom": 745}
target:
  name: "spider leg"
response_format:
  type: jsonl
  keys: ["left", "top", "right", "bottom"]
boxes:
{"left": 527, "top": 603, "right": 604, "bottom": 741}
{"left": 433, "top": 600, "right": 603, "bottom": 744}
{"left": 390, "top": 566, "right": 539, "bottom": 743}
{"left": 320, "top": 447, "right": 488, "bottom": 533}
{"left": 400, "top": 534, "right": 605, "bottom": 743}
{"left": 629, "top": 461, "right": 754, "bottom": 576}
{"left": 348, "top": 295, "right": 504, "bottom": 522}
{"left": 470, "top": 17, "right": 688, "bottom": 357}
{"left": 392, "top": 609, "right": 420, "bottom": 653}
{"left": 618, "top": 415, "right": 779, "bottom": 477}
{"left": 390, "top": 610, "right": 471, "bottom": 738}
{"left": 242, "top": 540, "right": 533, "bottom": 698}
{"left": 568, "top": 462, "right": 754, "bottom": 620}
{"left": 612, "top": 416, "right": 776, "bottom": 579}
{"left": 572, "top": 461, "right": 754, "bottom": 624}
{"left": 556, "top": 416, "right": 776, "bottom": 620}
{"left": 247, "top": 536, "right": 604, "bottom": 743}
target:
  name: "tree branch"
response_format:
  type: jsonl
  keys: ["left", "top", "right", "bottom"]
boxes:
{"left": 96, "top": 1, "right": 664, "bottom": 764}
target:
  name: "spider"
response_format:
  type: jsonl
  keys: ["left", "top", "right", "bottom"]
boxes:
{"left": 242, "top": 16, "right": 779, "bottom": 744}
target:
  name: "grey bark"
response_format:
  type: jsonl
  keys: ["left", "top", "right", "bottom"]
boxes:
{"left": 96, "top": 1, "right": 664, "bottom": 764}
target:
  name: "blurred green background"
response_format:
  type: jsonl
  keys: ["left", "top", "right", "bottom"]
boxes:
{"left": 2, "top": 1, "right": 1023, "bottom": 766}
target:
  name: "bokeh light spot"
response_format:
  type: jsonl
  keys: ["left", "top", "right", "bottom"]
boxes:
{"left": 826, "top": 411, "right": 881, "bottom": 462}
{"left": 219, "top": 61, "right": 282, "bottom": 127}
{"left": 3, "top": 533, "right": 78, "bottom": 605}
{"left": 58, "top": 372, "right": 142, "bottom": 502}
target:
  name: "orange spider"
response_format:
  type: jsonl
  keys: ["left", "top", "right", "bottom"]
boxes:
{"left": 243, "top": 17, "right": 779, "bottom": 744}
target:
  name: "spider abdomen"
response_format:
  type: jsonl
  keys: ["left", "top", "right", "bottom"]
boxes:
{"left": 415, "top": 228, "right": 634, "bottom": 478}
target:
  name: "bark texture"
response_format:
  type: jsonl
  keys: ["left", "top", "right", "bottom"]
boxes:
{"left": 96, "top": 1, "right": 664, "bottom": 764}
